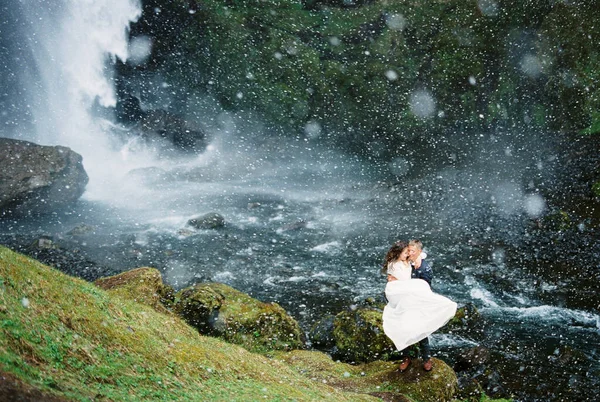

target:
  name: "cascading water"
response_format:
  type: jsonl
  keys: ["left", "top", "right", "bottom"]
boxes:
{"left": 1, "top": 0, "right": 162, "bottom": 201}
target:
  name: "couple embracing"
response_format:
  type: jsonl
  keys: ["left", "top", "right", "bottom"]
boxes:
{"left": 381, "top": 239, "right": 457, "bottom": 372}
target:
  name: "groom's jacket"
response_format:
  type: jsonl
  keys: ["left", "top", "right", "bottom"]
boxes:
{"left": 411, "top": 260, "right": 433, "bottom": 287}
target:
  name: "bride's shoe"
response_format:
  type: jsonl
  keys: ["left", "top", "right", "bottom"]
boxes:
{"left": 399, "top": 357, "right": 411, "bottom": 371}
{"left": 423, "top": 359, "right": 433, "bottom": 372}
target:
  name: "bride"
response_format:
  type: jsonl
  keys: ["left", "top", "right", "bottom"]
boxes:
{"left": 382, "top": 240, "right": 457, "bottom": 369}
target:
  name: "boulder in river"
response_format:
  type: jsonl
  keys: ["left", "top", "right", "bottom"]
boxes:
{"left": 187, "top": 212, "right": 226, "bottom": 230}
{"left": 0, "top": 138, "right": 88, "bottom": 217}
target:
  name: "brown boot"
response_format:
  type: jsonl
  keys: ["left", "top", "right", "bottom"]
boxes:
{"left": 399, "top": 357, "right": 411, "bottom": 372}
{"left": 423, "top": 359, "right": 433, "bottom": 372}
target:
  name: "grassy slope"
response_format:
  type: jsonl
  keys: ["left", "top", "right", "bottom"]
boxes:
{"left": 0, "top": 245, "right": 376, "bottom": 401}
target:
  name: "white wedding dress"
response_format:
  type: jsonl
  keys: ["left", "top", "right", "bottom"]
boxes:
{"left": 382, "top": 260, "right": 457, "bottom": 352}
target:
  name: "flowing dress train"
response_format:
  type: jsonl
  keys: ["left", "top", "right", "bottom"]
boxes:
{"left": 382, "top": 261, "right": 457, "bottom": 352}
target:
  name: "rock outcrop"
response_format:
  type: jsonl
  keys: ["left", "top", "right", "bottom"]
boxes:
{"left": 331, "top": 307, "right": 396, "bottom": 363}
{"left": 136, "top": 110, "right": 207, "bottom": 154}
{"left": 0, "top": 138, "right": 88, "bottom": 217}
{"left": 174, "top": 282, "right": 305, "bottom": 353}
{"left": 310, "top": 305, "right": 398, "bottom": 363}
{"left": 277, "top": 349, "right": 459, "bottom": 402}
{"left": 94, "top": 267, "right": 175, "bottom": 314}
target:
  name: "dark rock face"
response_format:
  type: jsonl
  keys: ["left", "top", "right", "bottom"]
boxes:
{"left": 0, "top": 138, "right": 89, "bottom": 217}
{"left": 135, "top": 110, "right": 208, "bottom": 154}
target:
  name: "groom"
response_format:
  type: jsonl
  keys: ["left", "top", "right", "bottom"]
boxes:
{"left": 399, "top": 239, "right": 434, "bottom": 372}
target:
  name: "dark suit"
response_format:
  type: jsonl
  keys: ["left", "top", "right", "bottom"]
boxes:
{"left": 411, "top": 259, "right": 433, "bottom": 286}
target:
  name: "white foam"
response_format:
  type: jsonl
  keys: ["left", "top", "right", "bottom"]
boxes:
{"left": 310, "top": 241, "right": 341, "bottom": 254}
{"left": 263, "top": 276, "right": 277, "bottom": 286}
{"left": 469, "top": 287, "right": 499, "bottom": 307}
{"left": 287, "top": 276, "right": 308, "bottom": 282}
{"left": 430, "top": 333, "right": 478, "bottom": 348}
{"left": 482, "top": 305, "right": 600, "bottom": 329}
{"left": 147, "top": 215, "right": 191, "bottom": 229}
{"left": 214, "top": 271, "right": 235, "bottom": 282}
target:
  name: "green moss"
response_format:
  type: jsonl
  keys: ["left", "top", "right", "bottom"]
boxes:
{"left": 275, "top": 349, "right": 458, "bottom": 402}
{"left": 173, "top": 283, "right": 224, "bottom": 334}
{"left": 541, "top": 210, "right": 572, "bottom": 231}
{"left": 593, "top": 182, "right": 600, "bottom": 197}
{"left": 0, "top": 245, "right": 377, "bottom": 401}
{"left": 174, "top": 282, "right": 305, "bottom": 353}
{"left": 94, "top": 267, "right": 173, "bottom": 314}
{"left": 332, "top": 307, "right": 396, "bottom": 362}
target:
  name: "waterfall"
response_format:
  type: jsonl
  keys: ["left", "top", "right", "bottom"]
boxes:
{"left": 1, "top": 0, "right": 152, "bottom": 200}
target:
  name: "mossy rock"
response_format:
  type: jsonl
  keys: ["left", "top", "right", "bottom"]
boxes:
{"left": 174, "top": 282, "right": 305, "bottom": 353}
{"left": 441, "top": 302, "right": 484, "bottom": 338}
{"left": 173, "top": 283, "right": 225, "bottom": 334}
{"left": 332, "top": 307, "right": 396, "bottom": 363}
{"left": 536, "top": 209, "right": 575, "bottom": 232}
{"left": 367, "top": 357, "right": 458, "bottom": 402}
{"left": 454, "top": 346, "right": 490, "bottom": 372}
{"left": 592, "top": 181, "right": 600, "bottom": 197}
{"left": 309, "top": 314, "right": 336, "bottom": 349}
{"left": 275, "top": 349, "right": 458, "bottom": 402}
{"left": 455, "top": 374, "right": 485, "bottom": 402}
{"left": 94, "top": 267, "right": 174, "bottom": 314}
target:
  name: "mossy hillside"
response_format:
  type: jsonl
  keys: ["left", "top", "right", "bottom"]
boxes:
{"left": 275, "top": 350, "right": 458, "bottom": 402}
{"left": 174, "top": 282, "right": 305, "bottom": 353}
{"left": 0, "top": 245, "right": 377, "bottom": 401}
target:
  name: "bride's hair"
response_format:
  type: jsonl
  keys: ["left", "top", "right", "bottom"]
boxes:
{"left": 382, "top": 240, "right": 409, "bottom": 274}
